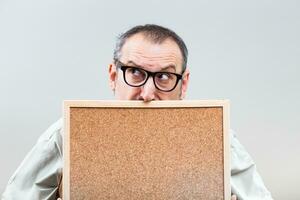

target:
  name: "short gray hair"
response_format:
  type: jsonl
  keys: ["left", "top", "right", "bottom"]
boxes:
{"left": 113, "top": 24, "right": 188, "bottom": 72}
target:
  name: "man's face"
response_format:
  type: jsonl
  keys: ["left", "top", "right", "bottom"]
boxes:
{"left": 109, "top": 33, "right": 190, "bottom": 101}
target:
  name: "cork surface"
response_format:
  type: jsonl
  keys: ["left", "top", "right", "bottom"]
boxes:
{"left": 69, "top": 107, "right": 224, "bottom": 199}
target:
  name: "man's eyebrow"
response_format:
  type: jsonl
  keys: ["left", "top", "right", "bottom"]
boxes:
{"left": 126, "top": 60, "right": 176, "bottom": 72}
{"left": 161, "top": 65, "right": 176, "bottom": 72}
{"left": 126, "top": 60, "right": 139, "bottom": 66}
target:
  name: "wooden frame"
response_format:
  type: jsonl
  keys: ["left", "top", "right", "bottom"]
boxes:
{"left": 63, "top": 100, "right": 230, "bottom": 199}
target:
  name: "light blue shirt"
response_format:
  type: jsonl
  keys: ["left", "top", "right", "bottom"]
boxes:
{"left": 2, "top": 119, "right": 273, "bottom": 200}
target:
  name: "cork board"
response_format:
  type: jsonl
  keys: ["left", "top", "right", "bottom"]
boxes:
{"left": 63, "top": 100, "right": 230, "bottom": 200}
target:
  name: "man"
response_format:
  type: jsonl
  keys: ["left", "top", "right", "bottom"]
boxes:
{"left": 2, "top": 24, "right": 273, "bottom": 200}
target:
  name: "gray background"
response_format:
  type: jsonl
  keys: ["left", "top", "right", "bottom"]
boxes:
{"left": 0, "top": 0, "right": 299, "bottom": 199}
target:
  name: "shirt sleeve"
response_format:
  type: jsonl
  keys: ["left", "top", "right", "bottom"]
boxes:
{"left": 2, "top": 119, "right": 63, "bottom": 200}
{"left": 230, "top": 129, "right": 273, "bottom": 200}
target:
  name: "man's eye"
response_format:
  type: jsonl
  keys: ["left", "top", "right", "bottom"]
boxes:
{"left": 157, "top": 73, "right": 171, "bottom": 80}
{"left": 128, "top": 68, "right": 142, "bottom": 76}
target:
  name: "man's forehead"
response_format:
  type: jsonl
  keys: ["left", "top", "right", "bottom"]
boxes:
{"left": 120, "top": 33, "right": 183, "bottom": 71}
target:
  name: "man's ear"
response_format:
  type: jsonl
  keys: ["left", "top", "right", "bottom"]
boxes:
{"left": 180, "top": 68, "right": 190, "bottom": 99}
{"left": 108, "top": 63, "right": 117, "bottom": 91}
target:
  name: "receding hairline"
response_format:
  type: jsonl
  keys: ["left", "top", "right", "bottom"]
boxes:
{"left": 113, "top": 24, "right": 188, "bottom": 73}
{"left": 119, "top": 32, "right": 185, "bottom": 70}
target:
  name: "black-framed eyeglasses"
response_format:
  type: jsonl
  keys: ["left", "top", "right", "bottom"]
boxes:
{"left": 116, "top": 61, "right": 184, "bottom": 92}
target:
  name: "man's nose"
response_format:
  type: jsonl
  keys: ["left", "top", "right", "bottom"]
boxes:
{"left": 140, "top": 77, "right": 156, "bottom": 102}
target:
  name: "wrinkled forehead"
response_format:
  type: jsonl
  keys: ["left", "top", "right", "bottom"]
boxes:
{"left": 120, "top": 33, "right": 183, "bottom": 72}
